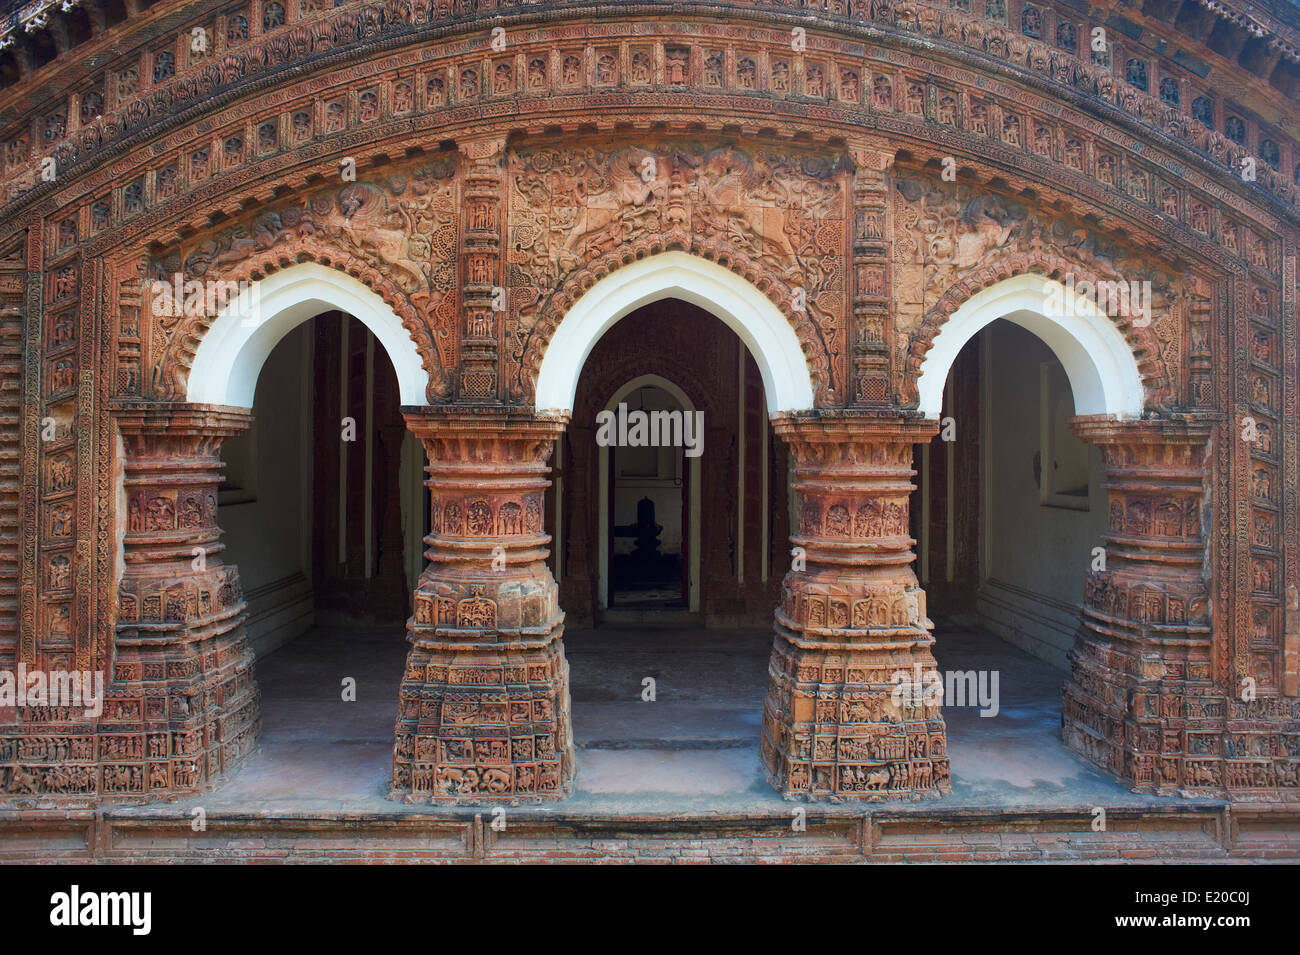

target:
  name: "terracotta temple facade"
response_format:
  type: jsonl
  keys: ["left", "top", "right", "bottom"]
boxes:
{"left": 0, "top": 0, "right": 1298, "bottom": 807}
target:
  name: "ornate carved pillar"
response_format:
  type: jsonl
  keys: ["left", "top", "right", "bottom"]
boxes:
{"left": 459, "top": 137, "right": 505, "bottom": 401}
{"left": 111, "top": 403, "right": 260, "bottom": 799}
{"left": 762, "top": 411, "right": 949, "bottom": 800}
{"left": 847, "top": 146, "right": 893, "bottom": 406}
{"left": 391, "top": 408, "right": 573, "bottom": 803}
{"left": 1065, "top": 416, "right": 1221, "bottom": 794}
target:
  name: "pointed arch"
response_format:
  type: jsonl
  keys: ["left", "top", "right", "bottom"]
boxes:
{"left": 533, "top": 251, "right": 816, "bottom": 414}
{"left": 915, "top": 273, "right": 1146, "bottom": 418}
{"left": 186, "top": 262, "right": 430, "bottom": 407}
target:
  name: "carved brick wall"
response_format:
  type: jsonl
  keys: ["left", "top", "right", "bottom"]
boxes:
{"left": 849, "top": 147, "right": 893, "bottom": 404}
{"left": 0, "top": 2, "right": 1296, "bottom": 806}
{"left": 0, "top": 241, "right": 23, "bottom": 655}
{"left": 459, "top": 137, "right": 504, "bottom": 400}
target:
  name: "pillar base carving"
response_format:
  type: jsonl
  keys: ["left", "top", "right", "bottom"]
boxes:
{"left": 762, "top": 412, "right": 950, "bottom": 801}
{"left": 390, "top": 409, "right": 574, "bottom": 804}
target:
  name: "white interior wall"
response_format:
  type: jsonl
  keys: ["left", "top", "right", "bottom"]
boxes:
{"left": 976, "top": 322, "right": 1109, "bottom": 670}
{"left": 220, "top": 322, "right": 314, "bottom": 657}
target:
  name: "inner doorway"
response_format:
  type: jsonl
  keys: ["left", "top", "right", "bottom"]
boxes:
{"left": 606, "top": 383, "right": 688, "bottom": 610}
{"left": 597, "top": 375, "right": 707, "bottom": 614}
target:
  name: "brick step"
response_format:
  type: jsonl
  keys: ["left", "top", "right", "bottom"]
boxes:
{"left": 1, "top": 805, "right": 1297, "bottom": 863}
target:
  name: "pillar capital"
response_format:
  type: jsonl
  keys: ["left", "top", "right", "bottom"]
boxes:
{"left": 112, "top": 402, "right": 251, "bottom": 573}
{"left": 401, "top": 407, "right": 567, "bottom": 569}
{"left": 1071, "top": 414, "right": 1214, "bottom": 471}
{"left": 771, "top": 410, "right": 938, "bottom": 458}
{"left": 1071, "top": 414, "right": 1213, "bottom": 573}
{"left": 401, "top": 407, "right": 568, "bottom": 464}
{"left": 773, "top": 411, "right": 936, "bottom": 571}
{"left": 112, "top": 401, "right": 253, "bottom": 442}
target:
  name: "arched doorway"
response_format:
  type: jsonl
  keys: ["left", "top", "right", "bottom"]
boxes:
{"left": 534, "top": 250, "right": 816, "bottom": 415}
{"left": 176, "top": 263, "right": 428, "bottom": 797}
{"left": 218, "top": 311, "right": 422, "bottom": 639}
{"left": 598, "top": 375, "right": 702, "bottom": 615}
{"left": 554, "top": 296, "right": 789, "bottom": 793}
{"left": 527, "top": 252, "right": 816, "bottom": 795}
{"left": 541, "top": 251, "right": 815, "bottom": 632}
{"left": 914, "top": 318, "right": 1113, "bottom": 790}
{"left": 914, "top": 273, "right": 1145, "bottom": 420}
{"left": 187, "top": 262, "right": 429, "bottom": 408}
{"left": 191, "top": 262, "right": 431, "bottom": 644}
{"left": 911, "top": 272, "right": 1149, "bottom": 646}
{"left": 908, "top": 273, "right": 1191, "bottom": 798}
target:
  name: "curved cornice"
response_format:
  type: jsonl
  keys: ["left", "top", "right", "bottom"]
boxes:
{"left": 2, "top": 5, "right": 1297, "bottom": 255}
{"left": 0, "top": 2, "right": 1297, "bottom": 225}
{"left": 4, "top": 0, "right": 1300, "bottom": 61}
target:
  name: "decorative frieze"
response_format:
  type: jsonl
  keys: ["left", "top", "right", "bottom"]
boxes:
{"left": 506, "top": 136, "right": 847, "bottom": 404}
{"left": 848, "top": 146, "right": 892, "bottom": 404}
{"left": 458, "top": 137, "right": 505, "bottom": 400}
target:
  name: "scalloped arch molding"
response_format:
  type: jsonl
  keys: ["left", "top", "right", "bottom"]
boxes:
{"left": 916, "top": 273, "right": 1146, "bottom": 418}
{"left": 187, "top": 262, "right": 430, "bottom": 407}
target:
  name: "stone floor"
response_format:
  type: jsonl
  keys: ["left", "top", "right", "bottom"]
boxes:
{"left": 148, "top": 620, "right": 1225, "bottom": 816}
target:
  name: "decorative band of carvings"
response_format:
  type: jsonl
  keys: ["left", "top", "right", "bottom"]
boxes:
{"left": 5, "top": 0, "right": 1297, "bottom": 229}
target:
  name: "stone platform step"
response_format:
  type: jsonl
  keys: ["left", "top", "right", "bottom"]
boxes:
{"left": 3, "top": 804, "right": 1298, "bottom": 864}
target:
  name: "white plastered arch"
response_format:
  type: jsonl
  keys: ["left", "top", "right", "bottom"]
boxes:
{"left": 915, "top": 273, "right": 1146, "bottom": 418}
{"left": 187, "top": 262, "right": 430, "bottom": 407}
{"left": 533, "top": 251, "right": 816, "bottom": 414}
